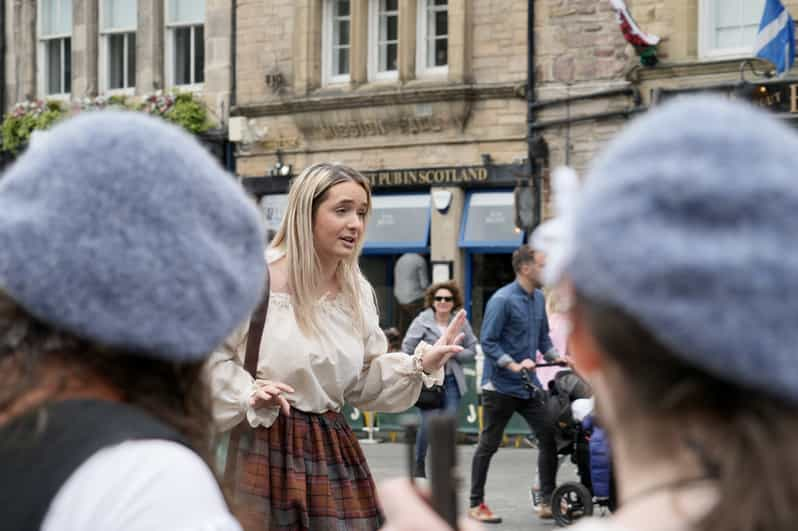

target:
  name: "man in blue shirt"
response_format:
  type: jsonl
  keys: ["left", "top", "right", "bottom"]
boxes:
{"left": 468, "top": 246, "right": 565, "bottom": 523}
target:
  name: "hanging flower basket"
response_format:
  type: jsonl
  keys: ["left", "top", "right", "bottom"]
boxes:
{"left": 1, "top": 91, "right": 212, "bottom": 153}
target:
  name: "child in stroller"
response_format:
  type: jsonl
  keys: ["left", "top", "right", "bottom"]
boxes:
{"left": 526, "top": 369, "right": 615, "bottom": 527}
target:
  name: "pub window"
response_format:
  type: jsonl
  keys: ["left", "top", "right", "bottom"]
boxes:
{"left": 100, "top": 0, "right": 137, "bottom": 93}
{"left": 38, "top": 0, "right": 72, "bottom": 97}
{"left": 323, "top": 0, "right": 351, "bottom": 85}
{"left": 165, "top": 0, "right": 205, "bottom": 87}
{"left": 699, "top": 0, "right": 765, "bottom": 59}
{"left": 368, "top": 0, "right": 399, "bottom": 81}
{"left": 416, "top": 0, "right": 447, "bottom": 76}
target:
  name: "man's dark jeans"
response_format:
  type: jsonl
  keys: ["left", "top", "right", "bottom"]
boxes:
{"left": 469, "top": 389, "right": 557, "bottom": 507}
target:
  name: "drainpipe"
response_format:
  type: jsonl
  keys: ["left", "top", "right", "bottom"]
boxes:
{"left": 526, "top": 0, "right": 543, "bottom": 232}
{"left": 230, "top": 0, "right": 237, "bottom": 109}
{"left": 0, "top": 0, "right": 6, "bottom": 115}
{"left": 526, "top": 0, "right": 542, "bottom": 230}
{"left": 228, "top": 0, "right": 238, "bottom": 174}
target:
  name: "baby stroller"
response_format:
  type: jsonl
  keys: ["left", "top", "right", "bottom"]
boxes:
{"left": 524, "top": 369, "right": 616, "bottom": 527}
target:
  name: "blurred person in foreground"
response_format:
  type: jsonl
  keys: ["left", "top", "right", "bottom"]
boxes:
{"left": 402, "top": 281, "right": 478, "bottom": 478}
{"left": 207, "top": 163, "right": 465, "bottom": 530}
{"left": 0, "top": 112, "right": 267, "bottom": 530}
{"left": 380, "top": 95, "right": 798, "bottom": 531}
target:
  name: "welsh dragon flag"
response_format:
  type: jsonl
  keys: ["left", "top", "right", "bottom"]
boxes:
{"left": 609, "top": 0, "right": 660, "bottom": 48}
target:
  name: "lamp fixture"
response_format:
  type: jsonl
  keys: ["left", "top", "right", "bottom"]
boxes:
{"left": 267, "top": 149, "right": 292, "bottom": 178}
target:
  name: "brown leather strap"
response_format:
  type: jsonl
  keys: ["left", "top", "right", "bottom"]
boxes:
{"left": 224, "top": 270, "right": 270, "bottom": 488}
{"left": 243, "top": 270, "right": 270, "bottom": 378}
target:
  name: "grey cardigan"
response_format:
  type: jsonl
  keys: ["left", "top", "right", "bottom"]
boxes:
{"left": 401, "top": 308, "right": 478, "bottom": 396}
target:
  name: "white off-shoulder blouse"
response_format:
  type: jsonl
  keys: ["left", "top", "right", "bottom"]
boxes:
{"left": 207, "top": 248, "right": 443, "bottom": 431}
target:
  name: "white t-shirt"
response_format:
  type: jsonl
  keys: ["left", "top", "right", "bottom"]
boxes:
{"left": 42, "top": 439, "right": 242, "bottom": 531}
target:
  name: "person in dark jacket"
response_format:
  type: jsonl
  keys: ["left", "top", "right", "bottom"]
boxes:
{"left": 402, "top": 281, "right": 478, "bottom": 477}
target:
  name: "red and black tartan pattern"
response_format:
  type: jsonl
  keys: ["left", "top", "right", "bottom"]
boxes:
{"left": 233, "top": 409, "right": 384, "bottom": 531}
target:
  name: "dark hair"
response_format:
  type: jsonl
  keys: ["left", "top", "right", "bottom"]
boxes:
{"left": 0, "top": 293, "right": 216, "bottom": 468}
{"left": 576, "top": 291, "right": 798, "bottom": 531}
{"left": 512, "top": 245, "right": 538, "bottom": 274}
{"left": 383, "top": 327, "right": 402, "bottom": 351}
{"left": 424, "top": 281, "right": 464, "bottom": 312}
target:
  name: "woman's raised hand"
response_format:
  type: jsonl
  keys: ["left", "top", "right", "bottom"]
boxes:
{"left": 421, "top": 310, "right": 466, "bottom": 373}
{"left": 437, "top": 309, "right": 466, "bottom": 348}
{"left": 250, "top": 379, "right": 295, "bottom": 416}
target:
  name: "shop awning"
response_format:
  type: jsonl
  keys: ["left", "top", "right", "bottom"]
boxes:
{"left": 459, "top": 190, "right": 524, "bottom": 250}
{"left": 363, "top": 194, "right": 431, "bottom": 254}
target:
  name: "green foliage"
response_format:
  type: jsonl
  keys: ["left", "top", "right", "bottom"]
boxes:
{"left": 166, "top": 92, "right": 211, "bottom": 134}
{"left": 139, "top": 91, "right": 211, "bottom": 134}
{"left": 1, "top": 100, "right": 67, "bottom": 153}
{"left": 1, "top": 91, "right": 213, "bottom": 153}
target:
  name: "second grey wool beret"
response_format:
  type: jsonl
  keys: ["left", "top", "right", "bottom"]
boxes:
{"left": 567, "top": 96, "right": 798, "bottom": 404}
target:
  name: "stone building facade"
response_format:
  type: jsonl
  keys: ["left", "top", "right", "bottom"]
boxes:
{"left": 3, "top": 0, "right": 233, "bottom": 128}
{"left": 234, "top": 0, "right": 798, "bottom": 332}
{"left": 534, "top": 0, "right": 798, "bottom": 181}
{"left": 2, "top": 0, "right": 796, "bottom": 335}
{"left": 234, "top": 0, "right": 540, "bottom": 333}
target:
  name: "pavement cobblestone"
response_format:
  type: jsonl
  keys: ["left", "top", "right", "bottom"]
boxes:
{"left": 363, "top": 442, "right": 587, "bottom": 531}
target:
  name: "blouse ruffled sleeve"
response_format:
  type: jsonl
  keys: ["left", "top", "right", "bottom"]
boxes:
{"left": 205, "top": 321, "right": 280, "bottom": 431}
{"left": 344, "top": 284, "right": 443, "bottom": 412}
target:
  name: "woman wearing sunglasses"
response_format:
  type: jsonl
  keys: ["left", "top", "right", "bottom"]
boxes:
{"left": 402, "top": 281, "right": 478, "bottom": 477}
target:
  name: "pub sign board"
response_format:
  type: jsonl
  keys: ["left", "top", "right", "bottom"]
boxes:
{"left": 655, "top": 80, "right": 798, "bottom": 114}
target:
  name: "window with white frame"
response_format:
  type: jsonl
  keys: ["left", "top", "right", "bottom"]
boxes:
{"left": 38, "top": 0, "right": 72, "bottom": 97}
{"left": 100, "top": 0, "right": 137, "bottom": 92}
{"left": 417, "top": 0, "right": 447, "bottom": 75}
{"left": 369, "top": 0, "right": 399, "bottom": 80}
{"left": 699, "top": 0, "right": 766, "bottom": 58}
{"left": 166, "top": 0, "right": 205, "bottom": 87}
{"left": 323, "top": 0, "right": 351, "bottom": 84}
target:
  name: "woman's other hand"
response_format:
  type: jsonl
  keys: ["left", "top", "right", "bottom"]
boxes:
{"left": 249, "top": 380, "right": 295, "bottom": 416}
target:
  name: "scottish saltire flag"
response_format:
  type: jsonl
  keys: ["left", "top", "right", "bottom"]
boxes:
{"left": 754, "top": 0, "right": 795, "bottom": 75}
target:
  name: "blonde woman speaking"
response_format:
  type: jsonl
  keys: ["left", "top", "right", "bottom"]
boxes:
{"left": 208, "top": 163, "right": 465, "bottom": 531}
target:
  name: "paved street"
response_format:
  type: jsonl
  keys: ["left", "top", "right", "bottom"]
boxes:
{"left": 362, "top": 442, "right": 584, "bottom": 531}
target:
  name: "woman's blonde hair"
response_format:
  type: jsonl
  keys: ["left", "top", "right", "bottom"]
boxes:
{"left": 270, "top": 163, "right": 374, "bottom": 337}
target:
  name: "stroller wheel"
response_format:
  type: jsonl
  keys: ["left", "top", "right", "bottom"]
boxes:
{"left": 552, "top": 482, "right": 593, "bottom": 527}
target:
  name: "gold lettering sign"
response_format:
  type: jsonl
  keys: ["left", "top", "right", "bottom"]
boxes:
{"left": 362, "top": 166, "right": 491, "bottom": 189}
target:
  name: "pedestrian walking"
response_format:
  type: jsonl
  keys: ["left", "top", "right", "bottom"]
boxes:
{"left": 468, "top": 246, "right": 566, "bottom": 523}
{"left": 207, "top": 163, "right": 466, "bottom": 531}
{"left": 536, "top": 285, "right": 572, "bottom": 389}
{"left": 401, "top": 281, "right": 478, "bottom": 478}
{"left": 0, "top": 111, "right": 266, "bottom": 531}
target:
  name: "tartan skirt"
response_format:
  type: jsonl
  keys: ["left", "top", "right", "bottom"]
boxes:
{"left": 232, "top": 408, "right": 383, "bottom": 531}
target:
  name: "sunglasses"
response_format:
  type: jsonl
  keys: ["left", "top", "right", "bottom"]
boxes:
{"left": 434, "top": 296, "right": 454, "bottom": 302}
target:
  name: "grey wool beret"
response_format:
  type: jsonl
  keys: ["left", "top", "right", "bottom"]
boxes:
{"left": 0, "top": 111, "right": 266, "bottom": 361}
{"left": 568, "top": 96, "right": 798, "bottom": 403}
